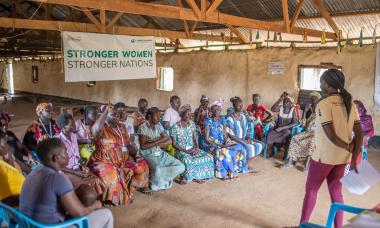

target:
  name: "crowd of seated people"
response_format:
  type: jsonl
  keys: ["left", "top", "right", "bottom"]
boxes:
{"left": 0, "top": 87, "right": 373, "bottom": 227}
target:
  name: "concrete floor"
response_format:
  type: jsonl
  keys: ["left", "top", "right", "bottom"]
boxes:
{"left": 3, "top": 99, "right": 380, "bottom": 228}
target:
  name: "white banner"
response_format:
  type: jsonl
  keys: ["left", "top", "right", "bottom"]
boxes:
{"left": 62, "top": 31, "right": 157, "bottom": 82}
{"left": 375, "top": 43, "right": 380, "bottom": 110}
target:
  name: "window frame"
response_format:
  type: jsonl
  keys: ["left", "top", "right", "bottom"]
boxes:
{"left": 156, "top": 66, "right": 174, "bottom": 92}
{"left": 297, "top": 64, "right": 343, "bottom": 91}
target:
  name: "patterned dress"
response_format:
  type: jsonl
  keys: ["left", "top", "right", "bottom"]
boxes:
{"left": 22, "top": 119, "right": 60, "bottom": 151}
{"left": 89, "top": 123, "right": 149, "bottom": 205}
{"left": 203, "top": 118, "right": 248, "bottom": 178}
{"left": 288, "top": 114, "right": 316, "bottom": 161}
{"left": 170, "top": 121, "right": 214, "bottom": 181}
{"left": 138, "top": 122, "right": 185, "bottom": 191}
{"left": 226, "top": 112, "right": 264, "bottom": 158}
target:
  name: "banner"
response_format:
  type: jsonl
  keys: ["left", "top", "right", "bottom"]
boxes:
{"left": 375, "top": 43, "right": 380, "bottom": 110}
{"left": 62, "top": 31, "right": 157, "bottom": 82}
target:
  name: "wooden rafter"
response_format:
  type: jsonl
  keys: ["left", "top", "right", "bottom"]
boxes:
{"left": 99, "top": 8, "right": 106, "bottom": 30}
{"left": 0, "top": 17, "right": 241, "bottom": 43}
{"left": 185, "top": 0, "right": 201, "bottom": 19}
{"left": 206, "top": 0, "right": 222, "bottom": 17}
{"left": 281, "top": 0, "right": 290, "bottom": 33}
{"left": 177, "top": 0, "right": 190, "bottom": 38}
{"left": 191, "top": 21, "right": 198, "bottom": 33}
{"left": 106, "top": 12, "right": 123, "bottom": 29}
{"left": 28, "top": 0, "right": 335, "bottom": 39}
{"left": 13, "top": 0, "right": 31, "bottom": 19}
{"left": 80, "top": 7, "right": 104, "bottom": 32}
{"left": 312, "top": 0, "right": 340, "bottom": 38}
{"left": 201, "top": 0, "right": 207, "bottom": 18}
{"left": 290, "top": 0, "right": 304, "bottom": 31}
{"left": 226, "top": 24, "right": 248, "bottom": 44}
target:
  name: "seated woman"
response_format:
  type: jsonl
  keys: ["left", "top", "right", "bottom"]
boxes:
{"left": 56, "top": 113, "right": 101, "bottom": 190}
{"left": 19, "top": 138, "right": 113, "bottom": 227}
{"left": 170, "top": 104, "right": 214, "bottom": 184}
{"left": 22, "top": 103, "right": 60, "bottom": 152}
{"left": 89, "top": 104, "right": 151, "bottom": 206}
{"left": 1, "top": 112, "right": 37, "bottom": 167}
{"left": 75, "top": 106, "right": 97, "bottom": 161}
{"left": 132, "top": 98, "right": 149, "bottom": 132}
{"left": 266, "top": 94, "right": 298, "bottom": 159}
{"left": 246, "top": 94, "right": 273, "bottom": 140}
{"left": 0, "top": 131, "right": 30, "bottom": 206}
{"left": 353, "top": 100, "right": 374, "bottom": 150}
{"left": 138, "top": 107, "right": 185, "bottom": 191}
{"left": 203, "top": 102, "right": 248, "bottom": 181}
{"left": 227, "top": 97, "right": 264, "bottom": 160}
{"left": 281, "top": 91, "right": 321, "bottom": 170}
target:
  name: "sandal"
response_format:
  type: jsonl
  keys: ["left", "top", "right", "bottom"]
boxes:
{"left": 139, "top": 187, "right": 153, "bottom": 195}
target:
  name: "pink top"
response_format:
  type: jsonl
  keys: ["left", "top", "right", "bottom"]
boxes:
{"left": 75, "top": 119, "right": 90, "bottom": 140}
{"left": 56, "top": 132, "right": 80, "bottom": 169}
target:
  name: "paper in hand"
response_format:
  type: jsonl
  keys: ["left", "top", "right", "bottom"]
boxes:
{"left": 340, "top": 160, "right": 380, "bottom": 195}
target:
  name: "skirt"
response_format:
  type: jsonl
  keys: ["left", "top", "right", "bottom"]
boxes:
{"left": 174, "top": 148, "right": 214, "bottom": 181}
{"left": 288, "top": 131, "right": 315, "bottom": 161}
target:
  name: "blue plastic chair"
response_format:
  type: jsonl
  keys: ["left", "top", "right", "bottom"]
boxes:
{"left": 300, "top": 202, "right": 366, "bottom": 228}
{"left": 362, "top": 145, "right": 368, "bottom": 161}
{"left": 0, "top": 202, "right": 16, "bottom": 228}
{"left": 0, "top": 202, "right": 89, "bottom": 228}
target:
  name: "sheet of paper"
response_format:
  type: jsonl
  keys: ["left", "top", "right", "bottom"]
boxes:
{"left": 346, "top": 211, "right": 380, "bottom": 228}
{"left": 340, "top": 160, "right": 380, "bottom": 195}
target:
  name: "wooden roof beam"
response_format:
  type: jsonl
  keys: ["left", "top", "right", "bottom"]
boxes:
{"left": 226, "top": 24, "right": 248, "bottom": 44}
{"left": 0, "top": 17, "right": 241, "bottom": 43}
{"left": 185, "top": 0, "right": 201, "bottom": 19}
{"left": 312, "top": 0, "right": 340, "bottom": 38}
{"left": 106, "top": 12, "right": 123, "bottom": 29}
{"left": 13, "top": 0, "right": 32, "bottom": 19}
{"left": 206, "top": 0, "right": 222, "bottom": 17}
{"left": 281, "top": 0, "right": 290, "bottom": 33}
{"left": 80, "top": 7, "right": 104, "bottom": 32}
{"left": 177, "top": 0, "right": 190, "bottom": 38}
{"left": 28, "top": 0, "right": 335, "bottom": 39}
{"left": 290, "top": 0, "right": 304, "bottom": 31}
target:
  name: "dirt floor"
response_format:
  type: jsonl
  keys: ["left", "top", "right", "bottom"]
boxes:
{"left": 2, "top": 98, "right": 380, "bottom": 228}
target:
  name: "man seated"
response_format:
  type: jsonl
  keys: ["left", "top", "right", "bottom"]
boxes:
{"left": 19, "top": 138, "right": 113, "bottom": 228}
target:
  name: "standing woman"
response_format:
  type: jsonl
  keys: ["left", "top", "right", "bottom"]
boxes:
{"left": 203, "top": 103, "right": 248, "bottom": 181}
{"left": 170, "top": 104, "right": 214, "bottom": 184}
{"left": 226, "top": 97, "right": 264, "bottom": 159}
{"left": 75, "top": 106, "right": 97, "bottom": 161}
{"left": 300, "top": 69, "right": 362, "bottom": 228}
{"left": 353, "top": 100, "right": 374, "bottom": 150}
{"left": 90, "top": 104, "right": 151, "bottom": 206}
{"left": 23, "top": 103, "right": 60, "bottom": 152}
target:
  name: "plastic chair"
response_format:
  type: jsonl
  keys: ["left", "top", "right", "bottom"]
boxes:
{"left": 0, "top": 202, "right": 89, "bottom": 228}
{"left": 300, "top": 202, "right": 366, "bottom": 228}
{"left": 0, "top": 202, "right": 16, "bottom": 228}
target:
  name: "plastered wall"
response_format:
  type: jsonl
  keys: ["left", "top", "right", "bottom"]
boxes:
{"left": 2, "top": 46, "right": 378, "bottom": 133}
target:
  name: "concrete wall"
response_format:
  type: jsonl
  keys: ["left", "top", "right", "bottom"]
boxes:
{"left": 3, "top": 46, "right": 378, "bottom": 132}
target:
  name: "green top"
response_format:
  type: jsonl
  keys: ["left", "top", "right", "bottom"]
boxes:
{"left": 137, "top": 121, "right": 165, "bottom": 157}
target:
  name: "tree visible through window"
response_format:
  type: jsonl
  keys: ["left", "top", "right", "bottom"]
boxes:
{"left": 157, "top": 67, "right": 174, "bottom": 91}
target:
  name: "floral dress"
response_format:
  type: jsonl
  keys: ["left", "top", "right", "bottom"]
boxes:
{"left": 89, "top": 123, "right": 149, "bottom": 205}
{"left": 203, "top": 118, "right": 248, "bottom": 178}
{"left": 170, "top": 121, "right": 214, "bottom": 181}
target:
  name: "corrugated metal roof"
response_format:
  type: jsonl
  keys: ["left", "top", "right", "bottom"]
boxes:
{"left": 1, "top": 0, "right": 380, "bottom": 49}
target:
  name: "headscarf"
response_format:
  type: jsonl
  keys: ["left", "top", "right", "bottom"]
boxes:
{"left": 309, "top": 91, "right": 322, "bottom": 100}
{"left": 36, "top": 103, "right": 52, "bottom": 116}
{"left": 321, "top": 69, "right": 352, "bottom": 118}
{"left": 210, "top": 98, "right": 225, "bottom": 109}
{"left": 230, "top": 96, "right": 242, "bottom": 104}
{"left": 200, "top": 95, "right": 209, "bottom": 102}
{"left": 179, "top": 104, "right": 192, "bottom": 116}
{"left": 353, "top": 100, "right": 374, "bottom": 136}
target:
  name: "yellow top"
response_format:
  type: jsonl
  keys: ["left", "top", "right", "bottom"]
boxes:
{"left": 312, "top": 95, "right": 361, "bottom": 165}
{"left": 0, "top": 157, "right": 25, "bottom": 200}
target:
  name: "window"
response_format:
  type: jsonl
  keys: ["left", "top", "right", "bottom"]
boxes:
{"left": 157, "top": 67, "right": 174, "bottom": 91}
{"left": 299, "top": 65, "right": 342, "bottom": 91}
